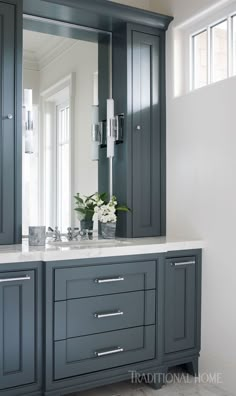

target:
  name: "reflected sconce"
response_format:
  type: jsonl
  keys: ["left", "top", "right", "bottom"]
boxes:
{"left": 90, "top": 100, "right": 124, "bottom": 197}
{"left": 91, "top": 105, "right": 101, "bottom": 161}
{"left": 23, "top": 89, "right": 34, "bottom": 154}
{"left": 106, "top": 99, "right": 115, "bottom": 158}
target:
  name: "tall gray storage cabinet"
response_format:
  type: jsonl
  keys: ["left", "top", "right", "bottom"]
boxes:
{"left": 0, "top": 0, "right": 22, "bottom": 245}
{"left": 110, "top": 24, "right": 166, "bottom": 238}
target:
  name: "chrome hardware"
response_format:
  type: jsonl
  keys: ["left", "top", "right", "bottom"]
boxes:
{"left": 114, "top": 114, "right": 124, "bottom": 142}
{"left": 94, "top": 276, "right": 124, "bottom": 284}
{"left": 7, "top": 114, "right": 13, "bottom": 120}
{"left": 91, "top": 124, "right": 101, "bottom": 143}
{"left": 94, "top": 310, "right": 124, "bottom": 319}
{"left": 171, "top": 260, "right": 195, "bottom": 267}
{"left": 136, "top": 125, "right": 141, "bottom": 131}
{"left": 66, "top": 227, "right": 80, "bottom": 241}
{"left": 0, "top": 275, "right": 30, "bottom": 283}
{"left": 47, "top": 226, "right": 62, "bottom": 242}
{"left": 94, "top": 347, "right": 124, "bottom": 357}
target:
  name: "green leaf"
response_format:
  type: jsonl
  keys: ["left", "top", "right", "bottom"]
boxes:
{"left": 75, "top": 208, "right": 86, "bottom": 214}
{"left": 116, "top": 205, "right": 131, "bottom": 212}
{"left": 74, "top": 195, "right": 84, "bottom": 204}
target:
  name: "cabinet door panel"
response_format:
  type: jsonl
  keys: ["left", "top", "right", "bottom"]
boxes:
{"left": 0, "top": 270, "right": 35, "bottom": 389}
{"left": 0, "top": 2, "right": 15, "bottom": 244}
{"left": 164, "top": 258, "right": 197, "bottom": 354}
{"left": 132, "top": 31, "right": 161, "bottom": 237}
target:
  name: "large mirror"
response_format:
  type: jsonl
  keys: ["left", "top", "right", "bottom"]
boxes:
{"left": 22, "top": 19, "right": 110, "bottom": 235}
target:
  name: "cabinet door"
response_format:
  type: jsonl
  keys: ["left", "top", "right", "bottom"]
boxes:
{"left": 132, "top": 31, "right": 161, "bottom": 237}
{"left": 0, "top": 2, "right": 16, "bottom": 244}
{"left": 164, "top": 257, "right": 198, "bottom": 354}
{"left": 0, "top": 270, "right": 35, "bottom": 390}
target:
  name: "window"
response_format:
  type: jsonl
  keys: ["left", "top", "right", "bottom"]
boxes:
{"left": 211, "top": 20, "right": 228, "bottom": 83}
{"left": 22, "top": 104, "right": 40, "bottom": 235}
{"left": 56, "top": 103, "right": 70, "bottom": 232}
{"left": 191, "top": 13, "right": 236, "bottom": 90}
{"left": 193, "top": 30, "right": 208, "bottom": 89}
{"left": 233, "top": 16, "right": 236, "bottom": 75}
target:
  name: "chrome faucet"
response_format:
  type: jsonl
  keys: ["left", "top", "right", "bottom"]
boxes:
{"left": 66, "top": 227, "right": 80, "bottom": 241}
{"left": 47, "top": 226, "right": 62, "bottom": 242}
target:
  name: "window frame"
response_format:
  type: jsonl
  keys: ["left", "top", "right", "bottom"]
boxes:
{"left": 55, "top": 101, "right": 71, "bottom": 233}
{"left": 190, "top": 12, "right": 236, "bottom": 91}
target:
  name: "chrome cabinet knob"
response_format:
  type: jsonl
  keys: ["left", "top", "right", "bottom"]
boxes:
{"left": 7, "top": 114, "right": 13, "bottom": 120}
{"left": 136, "top": 125, "right": 141, "bottom": 131}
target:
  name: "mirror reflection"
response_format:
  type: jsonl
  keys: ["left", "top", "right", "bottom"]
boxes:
{"left": 22, "top": 28, "right": 105, "bottom": 235}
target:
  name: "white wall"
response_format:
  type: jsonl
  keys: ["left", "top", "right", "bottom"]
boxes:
{"left": 150, "top": 0, "right": 223, "bottom": 23}
{"left": 148, "top": 0, "right": 236, "bottom": 394}
{"left": 111, "top": 0, "right": 150, "bottom": 10}
{"left": 23, "top": 69, "right": 40, "bottom": 105}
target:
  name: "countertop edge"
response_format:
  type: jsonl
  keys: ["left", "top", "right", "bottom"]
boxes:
{"left": 0, "top": 239, "right": 205, "bottom": 264}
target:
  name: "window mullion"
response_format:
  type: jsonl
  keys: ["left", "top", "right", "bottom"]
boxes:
{"left": 207, "top": 26, "right": 212, "bottom": 84}
{"left": 228, "top": 15, "right": 233, "bottom": 77}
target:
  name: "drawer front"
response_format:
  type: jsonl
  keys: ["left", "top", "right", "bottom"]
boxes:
{"left": 54, "top": 325, "right": 155, "bottom": 379}
{"left": 54, "top": 290, "right": 155, "bottom": 340}
{"left": 54, "top": 260, "right": 156, "bottom": 300}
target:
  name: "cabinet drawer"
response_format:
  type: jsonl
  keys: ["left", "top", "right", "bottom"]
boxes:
{"left": 54, "top": 260, "right": 156, "bottom": 301}
{"left": 54, "top": 325, "right": 155, "bottom": 379}
{"left": 54, "top": 290, "right": 155, "bottom": 340}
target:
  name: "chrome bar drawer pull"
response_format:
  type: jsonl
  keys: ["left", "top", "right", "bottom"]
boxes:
{"left": 95, "top": 347, "right": 124, "bottom": 357}
{"left": 94, "top": 276, "right": 124, "bottom": 284}
{"left": 0, "top": 275, "right": 31, "bottom": 283}
{"left": 171, "top": 260, "right": 195, "bottom": 267}
{"left": 94, "top": 310, "right": 124, "bottom": 319}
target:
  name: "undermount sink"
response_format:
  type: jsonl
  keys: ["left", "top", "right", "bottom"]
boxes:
{"left": 47, "top": 238, "right": 130, "bottom": 248}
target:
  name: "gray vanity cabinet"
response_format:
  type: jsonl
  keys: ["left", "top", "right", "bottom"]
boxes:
{"left": 0, "top": 0, "right": 22, "bottom": 245}
{"left": 164, "top": 253, "right": 202, "bottom": 358}
{"left": 112, "top": 24, "right": 166, "bottom": 238}
{"left": 0, "top": 263, "right": 42, "bottom": 396}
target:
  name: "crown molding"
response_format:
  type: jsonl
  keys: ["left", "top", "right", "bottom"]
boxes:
{"left": 23, "top": 38, "right": 76, "bottom": 71}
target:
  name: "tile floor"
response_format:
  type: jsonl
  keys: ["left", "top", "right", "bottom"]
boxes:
{"left": 71, "top": 372, "right": 232, "bottom": 396}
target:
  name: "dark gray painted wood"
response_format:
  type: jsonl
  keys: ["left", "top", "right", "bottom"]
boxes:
{"left": 0, "top": 0, "right": 22, "bottom": 245}
{"left": 42, "top": 252, "right": 200, "bottom": 395}
{"left": 0, "top": 2, "right": 15, "bottom": 244}
{"left": 23, "top": 16, "right": 111, "bottom": 44}
{"left": 14, "top": 0, "right": 23, "bottom": 244}
{"left": 0, "top": 270, "right": 35, "bottom": 389}
{"left": 54, "top": 325, "right": 155, "bottom": 380}
{"left": 54, "top": 260, "right": 156, "bottom": 300}
{"left": 132, "top": 31, "right": 161, "bottom": 237}
{"left": 164, "top": 255, "right": 200, "bottom": 354}
{"left": 54, "top": 290, "right": 155, "bottom": 340}
{"left": 112, "top": 24, "right": 166, "bottom": 238}
{"left": 23, "top": 0, "right": 173, "bottom": 32}
{"left": 0, "top": 261, "right": 42, "bottom": 396}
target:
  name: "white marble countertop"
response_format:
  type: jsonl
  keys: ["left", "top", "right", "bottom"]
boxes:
{"left": 0, "top": 237, "right": 205, "bottom": 264}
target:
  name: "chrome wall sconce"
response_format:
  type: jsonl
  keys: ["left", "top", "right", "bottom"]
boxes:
{"left": 91, "top": 101, "right": 124, "bottom": 160}
{"left": 23, "top": 89, "right": 34, "bottom": 154}
{"left": 91, "top": 99, "right": 124, "bottom": 198}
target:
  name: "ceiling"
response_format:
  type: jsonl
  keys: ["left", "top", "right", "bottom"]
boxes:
{"left": 111, "top": 0, "right": 232, "bottom": 25}
{"left": 23, "top": 30, "right": 78, "bottom": 71}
